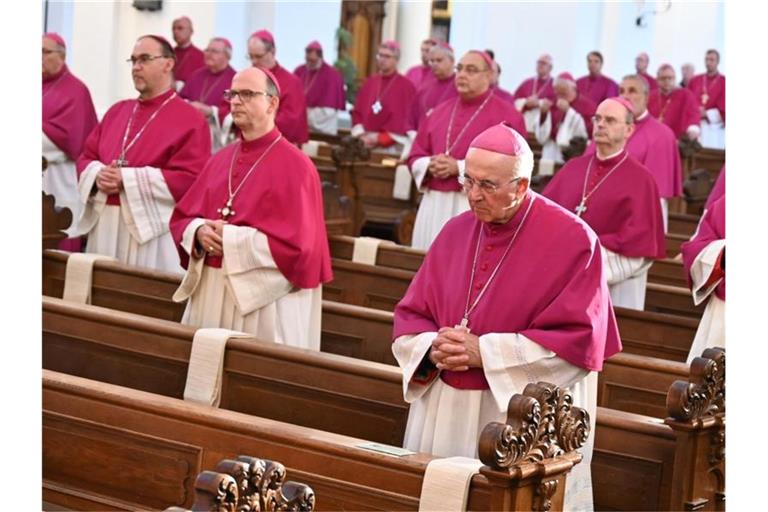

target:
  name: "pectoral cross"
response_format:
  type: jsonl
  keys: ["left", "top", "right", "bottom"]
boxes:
{"left": 371, "top": 100, "right": 383, "bottom": 115}
{"left": 115, "top": 153, "right": 128, "bottom": 168}
{"left": 574, "top": 198, "right": 587, "bottom": 217}
{"left": 217, "top": 198, "right": 235, "bottom": 220}
{"left": 454, "top": 317, "right": 470, "bottom": 332}
{"left": 701, "top": 93, "right": 709, "bottom": 105}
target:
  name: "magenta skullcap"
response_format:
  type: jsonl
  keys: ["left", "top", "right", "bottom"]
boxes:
{"left": 468, "top": 50, "right": 494, "bottom": 70}
{"left": 436, "top": 40, "right": 453, "bottom": 53}
{"left": 217, "top": 37, "right": 233, "bottom": 50}
{"left": 254, "top": 65, "right": 282, "bottom": 96}
{"left": 143, "top": 34, "right": 173, "bottom": 50}
{"left": 469, "top": 122, "right": 531, "bottom": 157}
{"left": 606, "top": 96, "right": 636, "bottom": 115}
{"left": 43, "top": 32, "right": 66, "bottom": 48}
{"left": 557, "top": 71, "right": 575, "bottom": 83}
{"left": 251, "top": 29, "right": 275, "bottom": 46}
{"left": 306, "top": 40, "right": 322, "bottom": 51}
{"left": 380, "top": 40, "right": 400, "bottom": 52}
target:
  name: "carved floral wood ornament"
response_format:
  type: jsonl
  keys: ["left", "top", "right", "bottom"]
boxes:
{"left": 666, "top": 346, "right": 725, "bottom": 421}
{"left": 478, "top": 381, "right": 590, "bottom": 470}
{"left": 166, "top": 455, "right": 315, "bottom": 512}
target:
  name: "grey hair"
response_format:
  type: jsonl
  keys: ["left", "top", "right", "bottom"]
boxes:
{"left": 210, "top": 37, "right": 232, "bottom": 59}
{"left": 429, "top": 45, "right": 454, "bottom": 61}
{"left": 622, "top": 74, "right": 649, "bottom": 95}
{"left": 265, "top": 74, "right": 280, "bottom": 98}
{"left": 511, "top": 149, "right": 534, "bottom": 181}
{"left": 624, "top": 109, "right": 635, "bottom": 124}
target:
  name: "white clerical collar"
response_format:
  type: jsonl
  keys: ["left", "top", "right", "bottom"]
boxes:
{"left": 637, "top": 110, "right": 649, "bottom": 121}
{"left": 596, "top": 148, "right": 625, "bottom": 161}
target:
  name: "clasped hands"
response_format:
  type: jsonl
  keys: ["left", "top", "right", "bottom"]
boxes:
{"left": 429, "top": 326, "right": 482, "bottom": 372}
{"left": 95, "top": 161, "right": 124, "bottom": 195}
{"left": 195, "top": 219, "right": 227, "bottom": 257}
{"left": 427, "top": 154, "right": 459, "bottom": 179}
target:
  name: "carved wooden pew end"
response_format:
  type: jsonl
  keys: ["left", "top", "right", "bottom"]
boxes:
{"left": 166, "top": 455, "right": 315, "bottom": 511}
{"left": 479, "top": 381, "right": 590, "bottom": 511}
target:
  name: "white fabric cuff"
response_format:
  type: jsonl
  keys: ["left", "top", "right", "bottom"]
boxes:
{"left": 392, "top": 332, "right": 439, "bottom": 402}
{"left": 181, "top": 218, "right": 207, "bottom": 258}
{"left": 350, "top": 124, "right": 365, "bottom": 137}
{"left": 74, "top": 160, "right": 108, "bottom": 236}
{"left": 513, "top": 98, "right": 526, "bottom": 112}
{"left": 411, "top": 156, "right": 431, "bottom": 190}
{"left": 690, "top": 239, "right": 725, "bottom": 305}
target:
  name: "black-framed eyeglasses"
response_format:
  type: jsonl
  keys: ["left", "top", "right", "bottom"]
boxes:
{"left": 247, "top": 52, "right": 268, "bottom": 60}
{"left": 458, "top": 175, "right": 522, "bottom": 194}
{"left": 127, "top": 54, "right": 167, "bottom": 66}
{"left": 223, "top": 89, "right": 273, "bottom": 102}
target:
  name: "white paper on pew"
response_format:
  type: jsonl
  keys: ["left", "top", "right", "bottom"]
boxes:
{"left": 184, "top": 328, "right": 251, "bottom": 407}
{"left": 352, "top": 236, "right": 395, "bottom": 266}
{"left": 705, "top": 108, "right": 723, "bottom": 125}
{"left": 393, "top": 164, "right": 413, "bottom": 200}
{"left": 356, "top": 442, "right": 416, "bottom": 457}
{"left": 419, "top": 456, "right": 484, "bottom": 512}
{"left": 62, "top": 252, "right": 117, "bottom": 304}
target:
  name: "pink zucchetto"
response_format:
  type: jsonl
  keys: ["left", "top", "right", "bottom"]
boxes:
{"left": 380, "top": 40, "right": 401, "bottom": 52}
{"left": 251, "top": 29, "right": 275, "bottom": 46}
{"left": 436, "top": 40, "right": 453, "bottom": 53}
{"left": 606, "top": 96, "right": 636, "bottom": 116}
{"left": 467, "top": 50, "right": 495, "bottom": 70}
{"left": 468, "top": 121, "right": 531, "bottom": 157}
{"left": 306, "top": 40, "right": 322, "bottom": 51}
{"left": 217, "top": 37, "right": 233, "bottom": 50}
{"left": 255, "top": 65, "right": 282, "bottom": 96}
{"left": 556, "top": 72, "right": 576, "bottom": 84}
{"left": 43, "top": 32, "right": 66, "bottom": 48}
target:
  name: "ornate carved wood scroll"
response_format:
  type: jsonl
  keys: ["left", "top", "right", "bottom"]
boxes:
{"left": 166, "top": 455, "right": 315, "bottom": 512}
{"left": 478, "top": 381, "right": 590, "bottom": 470}
{"left": 666, "top": 347, "right": 725, "bottom": 421}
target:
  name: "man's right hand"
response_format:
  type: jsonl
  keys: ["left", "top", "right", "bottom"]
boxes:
{"left": 196, "top": 219, "right": 226, "bottom": 257}
{"left": 539, "top": 98, "right": 553, "bottom": 113}
{"left": 95, "top": 165, "right": 121, "bottom": 195}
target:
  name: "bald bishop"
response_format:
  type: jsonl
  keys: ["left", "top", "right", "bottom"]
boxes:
{"left": 171, "top": 67, "right": 332, "bottom": 349}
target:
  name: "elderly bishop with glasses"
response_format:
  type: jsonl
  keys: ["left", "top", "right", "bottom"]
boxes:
{"left": 408, "top": 50, "right": 526, "bottom": 250}
{"left": 543, "top": 98, "right": 666, "bottom": 310}
{"left": 170, "top": 67, "right": 332, "bottom": 351}
{"left": 74, "top": 35, "right": 210, "bottom": 274}
{"left": 392, "top": 122, "right": 621, "bottom": 512}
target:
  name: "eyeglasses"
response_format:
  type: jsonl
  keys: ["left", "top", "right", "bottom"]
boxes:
{"left": 223, "top": 89, "right": 273, "bottom": 102}
{"left": 454, "top": 64, "right": 488, "bottom": 76}
{"left": 42, "top": 49, "right": 62, "bottom": 55}
{"left": 591, "top": 114, "right": 629, "bottom": 126}
{"left": 458, "top": 175, "right": 522, "bottom": 194}
{"left": 247, "top": 52, "right": 268, "bottom": 60}
{"left": 127, "top": 54, "right": 167, "bottom": 66}
{"left": 205, "top": 48, "right": 226, "bottom": 54}
{"left": 376, "top": 52, "right": 396, "bottom": 59}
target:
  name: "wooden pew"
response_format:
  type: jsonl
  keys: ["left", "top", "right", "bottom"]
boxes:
{"left": 668, "top": 212, "right": 699, "bottom": 239}
{"left": 42, "top": 330, "right": 726, "bottom": 512}
{"left": 649, "top": 258, "right": 687, "bottom": 288}
{"left": 42, "top": 292, "right": 682, "bottom": 423}
{"left": 322, "top": 181, "right": 354, "bottom": 236}
{"left": 42, "top": 191, "right": 72, "bottom": 251}
{"left": 646, "top": 282, "right": 703, "bottom": 319}
{"left": 666, "top": 232, "right": 688, "bottom": 258}
{"left": 42, "top": 249, "right": 698, "bottom": 365}
{"left": 44, "top": 367, "right": 589, "bottom": 512}
{"left": 614, "top": 307, "right": 698, "bottom": 363}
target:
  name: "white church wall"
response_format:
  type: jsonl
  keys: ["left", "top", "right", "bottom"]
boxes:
{"left": 48, "top": 1, "right": 723, "bottom": 113}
